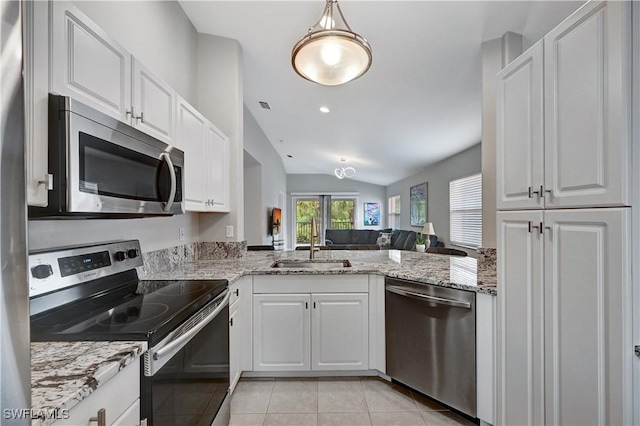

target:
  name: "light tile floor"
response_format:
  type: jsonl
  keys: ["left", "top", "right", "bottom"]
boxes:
{"left": 230, "top": 378, "right": 477, "bottom": 426}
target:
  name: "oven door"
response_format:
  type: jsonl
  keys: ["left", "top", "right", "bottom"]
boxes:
{"left": 143, "top": 290, "right": 230, "bottom": 426}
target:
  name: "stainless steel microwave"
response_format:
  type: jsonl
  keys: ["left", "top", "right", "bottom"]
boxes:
{"left": 30, "top": 94, "right": 184, "bottom": 218}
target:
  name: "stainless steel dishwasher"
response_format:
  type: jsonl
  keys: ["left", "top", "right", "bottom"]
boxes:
{"left": 385, "top": 277, "right": 476, "bottom": 418}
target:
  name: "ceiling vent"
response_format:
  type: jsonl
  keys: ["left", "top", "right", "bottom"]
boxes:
{"left": 258, "top": 101, "right": 271, "bottom": 110}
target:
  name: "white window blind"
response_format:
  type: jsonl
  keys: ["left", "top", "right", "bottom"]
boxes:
{"left": 449, "top": 173, "right": 482, "bottom": 248}
{"left": 388, "top": 195, "right": 401, "bottom": 229}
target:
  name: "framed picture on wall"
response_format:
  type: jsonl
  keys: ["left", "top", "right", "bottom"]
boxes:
{"left": 364, "top": 202, "right": 381, "bottom": 226}
{"left": 410, "top": 182, "right": 428, "bottom": 226}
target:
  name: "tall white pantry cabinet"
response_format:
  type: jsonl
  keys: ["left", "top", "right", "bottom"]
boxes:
{"left": 496, "top": 2, "right": 635, "bottom": 426}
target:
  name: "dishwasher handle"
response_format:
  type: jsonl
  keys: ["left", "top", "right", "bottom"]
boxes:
{"left": 385, "top": 285, "right": 471, "bottom": 309}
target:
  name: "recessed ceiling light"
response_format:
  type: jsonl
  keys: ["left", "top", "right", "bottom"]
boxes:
{"left": 319, "top": 106, "right": 330, "bottom": 113}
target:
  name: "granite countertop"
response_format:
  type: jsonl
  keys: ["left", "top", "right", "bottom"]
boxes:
{"left": 31, "top": 341, "right": 147, "bottom": 426}
{"left": 141, "top": 249, "right": 497, "bottom": 295}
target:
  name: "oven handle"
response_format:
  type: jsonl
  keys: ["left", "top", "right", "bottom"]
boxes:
{"left": 153, "top": 289, "right": 230, "bottom": 360}
{"left": 160, "top": 152, "right": 176, "bottom": 213}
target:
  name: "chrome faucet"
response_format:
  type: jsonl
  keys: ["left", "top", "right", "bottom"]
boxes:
{"left": 309, "top": 217, "right": 320, "bottom": 259}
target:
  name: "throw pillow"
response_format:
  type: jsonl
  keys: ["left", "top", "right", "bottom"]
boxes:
{"left": 376, "top": 232, "right": 392, "bottom": 248}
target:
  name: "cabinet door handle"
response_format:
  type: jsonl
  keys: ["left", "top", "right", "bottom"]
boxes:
{"left": 305, "top": 302, "right": 308, "bottom": 309}
{"left": 313, "top": 302, "right": 316, "bottom": 309}
{"left": 138, "top": 111, "right": 145, "bottom": 123}
{"left": 529, "top": 222, "right": 544, "bottom": 234}
{"left": 234, "top": 289, "right": 239, "bottom": 297}
{"left": 89, "top": 408, "right": 106, "bottom": 426}
{"left": 38, "top": 174, "right": 54, "bottom": 191}
{"left": 229, "top": 318, "right": 233, "bottom": 327}
{"left": 528, "top": 186, "right": 542, "bottom": 199}
{"left": 126, "top": 106, "right": 135, "bottom": 119}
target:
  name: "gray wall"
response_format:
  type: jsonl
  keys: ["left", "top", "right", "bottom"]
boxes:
{"left": 385, "top": 143, "right": 481, "bottom": 255}
{"left": 29, "top": 1, "right": 200, "bottom": 253}
{"left": 244, "top": 107, "right": 288, "bottom": 246}
{"left": 197, "top": 34, "right": 245, "bottom": 242}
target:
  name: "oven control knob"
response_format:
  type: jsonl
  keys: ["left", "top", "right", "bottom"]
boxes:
{"left": 127, "top": 249, "right": 139, "bottom": 259}
{"left": 114, "top": 251, "right": 127, "bottom": 262}
{"left": 31, "top": 264, "right": 53, "bottom": 279}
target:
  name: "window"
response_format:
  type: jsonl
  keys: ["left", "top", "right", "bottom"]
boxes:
{"left": 388, "top": 195, "right": 401, "bottom": 229}
{"left": 449, "top": 173, "right": 482, "bottom": 248}
{"left": 293, "top": 195, "right": 355, "bottom": 246}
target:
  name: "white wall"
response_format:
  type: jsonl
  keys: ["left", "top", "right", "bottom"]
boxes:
{"left": 244, "top": 107, "right": 287, "bottom": 246}
{"left": 197, "top": 34, "right": 245, "bottom": 242}
{"left": 385, "top": 143, "right": 481, "bottom": 255}
{"left": 28, "top": 0, "right": 200, "bottom": 253}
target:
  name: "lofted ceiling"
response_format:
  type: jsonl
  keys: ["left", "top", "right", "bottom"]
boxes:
{"left": 179, "top": 1, "right": 584, "bottom": 186}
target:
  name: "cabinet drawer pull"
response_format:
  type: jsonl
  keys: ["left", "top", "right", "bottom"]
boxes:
{"left": 89, "top": 408, "right": 106, "bottom": 426}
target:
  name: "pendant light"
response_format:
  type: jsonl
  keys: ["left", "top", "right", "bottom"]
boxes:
{"left": 334, "top": 167, "right": 356, "bottom": 179}
{"left": 292, "top": 0, "right": 372, "bottom": 86}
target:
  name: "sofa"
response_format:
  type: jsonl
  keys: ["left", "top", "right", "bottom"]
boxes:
{"left": 324, "top": 229, "right": 444, "bottom": 251}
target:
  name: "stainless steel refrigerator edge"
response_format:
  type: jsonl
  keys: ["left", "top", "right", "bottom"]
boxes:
{"left": 1, "top": 0, "right": 30, "bottom": 424}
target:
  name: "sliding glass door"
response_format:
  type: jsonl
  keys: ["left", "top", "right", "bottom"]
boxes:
{"left": 293, "top": 196, "right": 355, "bottom": 247}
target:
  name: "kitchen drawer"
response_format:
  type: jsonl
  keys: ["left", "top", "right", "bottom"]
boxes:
{"left": 253, "top": 275, "right": 368, "bottom": 294}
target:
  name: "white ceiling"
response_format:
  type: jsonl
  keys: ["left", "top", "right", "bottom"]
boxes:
{"left": 179, "top": 1, "right": 584, "bottom": 186}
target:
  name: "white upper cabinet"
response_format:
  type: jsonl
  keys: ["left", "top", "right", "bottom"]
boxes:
{"left": 497, "top": 41, "right": 544, "bottom": 210}
{"left": 176, "top": 96, "right": 207, "bottom": 211}
{"left": 206, "top": 123, "right": 230, "bottom": 212}
{"left": 131, "top": 59, "right": 175, "bottom": 144}
{"left": 51, "top": 2, "right": 175, "bottom": 141}
{"left": 544, "top": 1, "right": 631, "bottom": 208}
{"left": 24, "top": 0, "right": 50, "bottom": 206}
{"left": 50, "top": 1, "right": 130, "bottom": 122}
{"left": 497, "top": 1, "right": 631, "bottom": 210}
{"left": 176, "top": 96, "right": 231, "bottom": 213}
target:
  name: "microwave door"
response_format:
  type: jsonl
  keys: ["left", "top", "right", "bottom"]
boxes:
{"left": 67, "top": 111, "right": 179, "bottom": 215}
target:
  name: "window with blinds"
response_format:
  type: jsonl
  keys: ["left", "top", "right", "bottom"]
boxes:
{"left": 449, "top": 173, "right": 482, "bottom": 248}
{"left": 388, "top": 195, "right": 401, "bottom": 229}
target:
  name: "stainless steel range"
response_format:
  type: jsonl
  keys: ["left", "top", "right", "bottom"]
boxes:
{"left": 29, "top": 240, "right": 230, "bottom": 426}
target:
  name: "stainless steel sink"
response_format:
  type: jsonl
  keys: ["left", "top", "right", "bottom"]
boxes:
{"left": 270, "top": 260, "right": 352, "bottom": 269}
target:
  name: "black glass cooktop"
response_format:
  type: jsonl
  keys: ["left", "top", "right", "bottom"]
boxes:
{"left": 30, "top": 278, "right": 228, "bottom": 346}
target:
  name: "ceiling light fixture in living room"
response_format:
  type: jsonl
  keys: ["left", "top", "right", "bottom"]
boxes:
{"left": 292, "top": 0, "right": 372, "bottom": 86}
{"left": 334, "top": 166, "right": 356, "bottom": 179}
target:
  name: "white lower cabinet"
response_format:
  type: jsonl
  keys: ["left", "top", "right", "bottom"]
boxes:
{"left": 229, "top": 298, "right": 241, "bottom": 388}
{"left": 252, "top": 275, "right": 370, "bottom": 373}
{"left": 253, "top": 294, "right": 311, "bottom": 371}
{"left": 54, "top": 358, "right": 141, "bottom": 425}
{"left": 311, "top": 293, "right": 368, "bottom": 371}
{"left": 497, "top": 208, "right": 632, "bottom": 425}
{"left": 229, "top": 276, "right": 253, "bottom": 392}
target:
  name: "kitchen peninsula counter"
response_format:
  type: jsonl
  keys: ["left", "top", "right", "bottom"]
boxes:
{"left": 140, "top": 249, "right": 497, "bottom": 295}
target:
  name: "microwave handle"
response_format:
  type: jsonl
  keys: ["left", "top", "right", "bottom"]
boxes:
{"left": 160, "top": 153, "right": 176, "bottom": 212}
